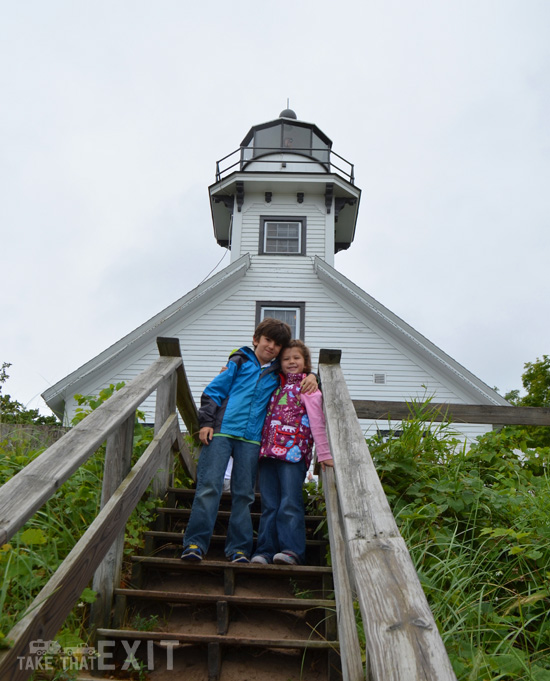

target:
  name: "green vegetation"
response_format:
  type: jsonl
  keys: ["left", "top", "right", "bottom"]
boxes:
{"left": 1, "top": 357, "right": 549, "bottom": 679}
{"left": 504, "top": 355, "right": 550, "bottom": 448}
{"left": 0, "top": 383, "right": 161, "bottom": 661}
{"left": 0, "top": 362, "right": 60, "bottom": 425}
{"left": 366, "top": 405, "right": 550, "bottom": 680}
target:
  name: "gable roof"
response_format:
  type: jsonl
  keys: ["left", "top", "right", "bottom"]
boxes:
{"left": 313, "top": 256, "right": 508, "bottom": 406}
{"left": 42, "top": 254, "right": 251, "bottom": 418}
{"left": 43, "top": 250, "right": 508, "bottom": 420}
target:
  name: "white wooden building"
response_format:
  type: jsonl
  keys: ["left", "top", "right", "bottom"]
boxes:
{"left": 43, "top": 109, "right": 508, "bottom": 438}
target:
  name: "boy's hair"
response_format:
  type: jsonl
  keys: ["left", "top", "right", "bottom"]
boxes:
{"left": 283, "top": 339, "right": 312, "bottom": 374}
{"left": 253, "top": 317, "right": 292, "bottom": 348}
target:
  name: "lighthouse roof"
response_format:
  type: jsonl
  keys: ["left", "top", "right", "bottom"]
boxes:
{"left": 240, "top": 113, "right": 332, "bottom": 149}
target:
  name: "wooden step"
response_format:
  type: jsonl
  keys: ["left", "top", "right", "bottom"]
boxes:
{"left": 94, "top": 627, "right": 340, "bottom": 680}
{"left": 104, "top": 485, "right": 339, "bottom": 679}
{"left": 144, "top": 530, "right": 328, "bottom": 550}
{"left": 114, "top": 587, "right": 335, "bottom": 610}
{"left": 167, "top": 487, "right": 262, "bottom": 502}
{"left": 156, "top": 506, "right": 327, "bottom": 525}
{"left": 96, "top": 627, "right": 339, "bottom": 649}
{"left": 130, "top": 555, "right": 333, "bottom": 576}
{"left": 142, "top": 531, "right": 328, "bottom": 571}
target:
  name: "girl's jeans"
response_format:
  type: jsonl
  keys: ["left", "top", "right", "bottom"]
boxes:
{"left": 255, "top": 457, "right": 308, "bottom": 563}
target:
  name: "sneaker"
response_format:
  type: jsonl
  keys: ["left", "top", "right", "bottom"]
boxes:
{"left": 251, "top": 554, "right": 269, "bottom": 564}
{"left": 181, "top": 544, "right": 203, "bottom": 562}
{"left": 273, "top": 551, "right": 298, "bottom": 565}
{"left": 229, "top": 551, "right": 250, "bottom": 563}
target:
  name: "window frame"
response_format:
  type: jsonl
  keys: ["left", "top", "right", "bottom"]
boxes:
{"left": 255, "top": 301, "right": 306, "bottom": 340}
{"left": 258, "top": 216, "right": 307, "bottom": 256}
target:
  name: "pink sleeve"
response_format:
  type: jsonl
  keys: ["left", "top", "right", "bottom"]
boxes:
{"left": 301, "top": 390, "right": 333, "bottom": 463}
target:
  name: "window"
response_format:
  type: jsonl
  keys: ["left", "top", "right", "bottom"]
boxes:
{"left": 259, "top": 217, "right": 306, "bottom": 256}
{"left": 256, "top": 302, "right": 305, "bottom": 340}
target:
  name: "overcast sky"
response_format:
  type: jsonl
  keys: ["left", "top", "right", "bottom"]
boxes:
{"left": 1, "top": 1, "right": 549, "bottom": 415}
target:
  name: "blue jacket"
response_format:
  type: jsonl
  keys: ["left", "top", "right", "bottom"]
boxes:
{"left": 198, "top": 346, "right": 281, "bottom": 443}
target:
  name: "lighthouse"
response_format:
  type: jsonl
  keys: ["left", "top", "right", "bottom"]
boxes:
{"left": 43, "top": 110, "right": 508, "bottom": 439}
{"left": 209, "top": 108, "right": 360, "bottom": 268}
{"left": 203, "top": 108, "right": 361, "bottom": 340}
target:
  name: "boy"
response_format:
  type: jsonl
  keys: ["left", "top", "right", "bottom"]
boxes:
{"left": 181, "top": 318, "right": 318, "bottom": 563}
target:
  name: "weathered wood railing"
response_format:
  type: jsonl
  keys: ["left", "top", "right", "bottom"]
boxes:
{"left": 0, "top": 338, "right": 198, "bottom": 681}
{"left": 318, "top": 348, "right": 550, "bottom": 681}
{"left": 352, "top": 399, "right": 550, "bottom": 426}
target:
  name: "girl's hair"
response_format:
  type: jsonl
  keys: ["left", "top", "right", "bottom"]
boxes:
{"left": 282, "top": 339, "right": 312, "bottom": 374}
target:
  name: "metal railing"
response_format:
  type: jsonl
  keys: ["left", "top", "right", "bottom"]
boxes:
{"left": 215, "top": 146, "right": 355, "bottom": 185}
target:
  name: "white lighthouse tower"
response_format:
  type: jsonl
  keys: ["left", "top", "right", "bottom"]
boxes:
{"left": 43, "top": 109, "right": 508, "bottom": 438}
{"left": 205, "top": 108, "right": 361, "bottom": 340}
{"left": 210, "top": 108, "right": 360, "bottom": 266}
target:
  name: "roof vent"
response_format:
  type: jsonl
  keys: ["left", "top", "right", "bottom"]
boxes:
{"left": 279, "top": 108, "right": 297, "bottom": 120}
{"left": 374, "top": 373, "right": 386, "bottom": 385}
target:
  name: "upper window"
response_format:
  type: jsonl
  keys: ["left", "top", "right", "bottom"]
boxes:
{"left": 259, "top": 216, "right": 306, "bottom": 256}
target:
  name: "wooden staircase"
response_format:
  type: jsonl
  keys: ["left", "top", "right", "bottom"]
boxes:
{"left": 94, "top": 487, "right": 342, "bottom": 680}
{"left": 1, "top": 343, "right": 468, "bottom": 681}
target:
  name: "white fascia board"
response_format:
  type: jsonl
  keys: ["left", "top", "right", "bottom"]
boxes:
{"left": 209, "top": 172, "right": 360, "bottom": 199}
{"left": 314, "top": 257, "right": 509, "bottom": 406}
{"left": 42, "top": 254, "right": 251, "bottom": 410}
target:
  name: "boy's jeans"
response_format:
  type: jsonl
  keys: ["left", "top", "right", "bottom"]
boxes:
{"left": 183, "top": 435, "right": 260, "bottom": 558}
{"left": 255, "top": 457, "right": 308, "bottom": 563}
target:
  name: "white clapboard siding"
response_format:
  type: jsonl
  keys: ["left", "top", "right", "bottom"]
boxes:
{"left": 60, "top": 257, "right": 500, "bottom": 446}
{"left": 241, "top": 194, "right": 328, "bottom": 260}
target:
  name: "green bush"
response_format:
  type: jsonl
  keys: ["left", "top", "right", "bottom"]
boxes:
{"left": 0, "top": 385, "right": 158, "bottom": 655}
{"left": 366, "top": 406, "right": 550, "bottom": 680}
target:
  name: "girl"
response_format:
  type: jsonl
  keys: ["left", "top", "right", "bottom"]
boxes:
{"left": 251, "top": 340, "right": 333, "bottom": 565}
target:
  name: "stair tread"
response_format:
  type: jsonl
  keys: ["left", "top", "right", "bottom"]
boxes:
{"left": 167, "top": 486, "right": 261, "bottom": 499}
{"left": 130, "top": 555, "right": 332, "bottom": 574}
{"left": 156, "top": 507, "right": 326, "bottom": 522}
{"left": 96, "top": 627, "right": 339, "bottom": 649}
{"left": 144, "top": 529, "right": 327, "bottom": 546}
{"left": 114, "top": 587, "right": 334, "bottom": 608}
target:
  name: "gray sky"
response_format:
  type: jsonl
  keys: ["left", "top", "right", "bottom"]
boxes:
{"left": 1, "top": 0, "right": 549, "bottom": 415}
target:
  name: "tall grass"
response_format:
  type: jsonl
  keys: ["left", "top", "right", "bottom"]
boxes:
{"left": 366, "top": 405, "right": 550, "bottom": 680}
{"left": 0, "top": 417, "right": 159, "bottom": 654}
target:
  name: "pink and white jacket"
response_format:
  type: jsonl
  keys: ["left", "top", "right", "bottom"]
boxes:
{"left": 259, "top": 373, "right": 332, "bottom": 468}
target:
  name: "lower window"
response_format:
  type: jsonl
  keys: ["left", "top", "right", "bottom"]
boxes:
{"left": 256, "top": 302, "right": 305, "bottom": 340}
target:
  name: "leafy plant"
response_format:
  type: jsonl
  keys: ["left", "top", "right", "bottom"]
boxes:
{"left": 128, "top": 613, "right": 160, "bottom": 632}
{"left": 0, "top": 384, "right": 164, "bottom": 654}
{"left": 0, "top": 362, "right": 60, "bottom": 425}
{"left": 364, "top": 401, "right": 550, "bottom": 680}
{"left": 504, "top": 355, "right": 550, "bottom": 448}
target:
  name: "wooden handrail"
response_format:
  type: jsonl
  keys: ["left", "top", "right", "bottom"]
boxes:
{"left": 0, "top": 416, "right": 181, "bottom": 681}
{"left": 0, "top": 355, "right": 182, "bottom": 547}
{"left": 352, "top": 399, "right": 550, "bottom": 426}
{"left": 321, "top": 466, "right": 365, "bottom": 680}
{"left": 319, "top": 348, "right": 457, "bottom": 680}
{"left": 0, "top": 342, "right": 198, "bottom": 681}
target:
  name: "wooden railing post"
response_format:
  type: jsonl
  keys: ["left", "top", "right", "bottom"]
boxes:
{"left": 322, "top": 465, "right": 367, "bottom": 681}
{"left": 90, "top": 413, "right": 134, "bottom": 632}
{"left": 318, "top": 349, "right": 457, "bottom": 681}
{"left": 157, "top": 337, "right": 200, "bottom": 444}
{"left": 157, "top": 337, "right": 200, "bottom": 482}
{"left": 152, "top": 371, "right": 177, "bottom": 498}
